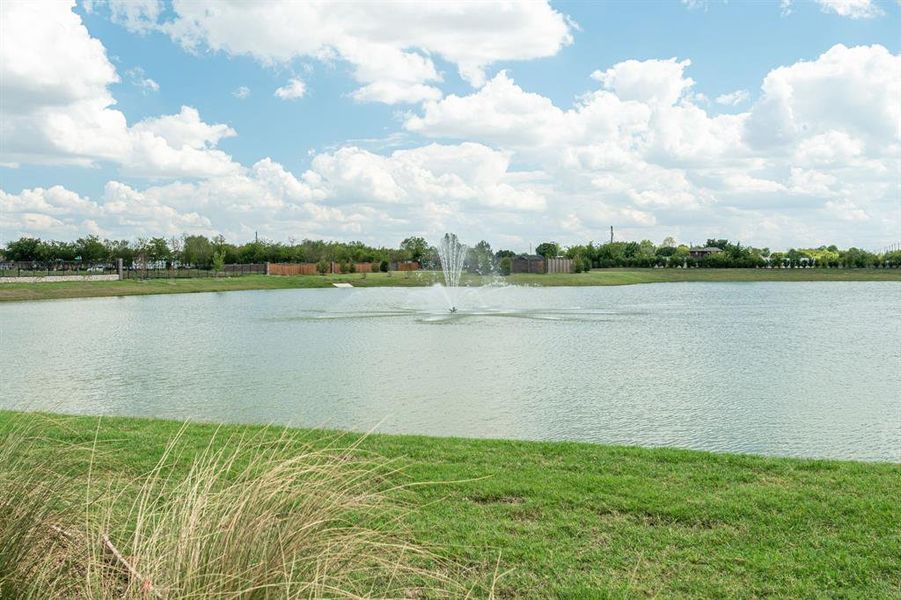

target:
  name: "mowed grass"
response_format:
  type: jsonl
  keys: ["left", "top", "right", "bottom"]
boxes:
{"left": 1, "top": 268, "right": 899, "bottom": 302}
{"left": 1, "top": 411, "right": 898, "bottom": 598}
{"left": 508, "top": 267, "right": 901, "bottom": 287}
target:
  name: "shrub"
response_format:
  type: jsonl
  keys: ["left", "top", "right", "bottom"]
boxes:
{"left": 499, "top": 256, "right": 512, "bottom": 276}
{"left": 211, "top": 250, "right": 225, "bottom": 273}
{"left": 316, "top": 259, "right": 330, "bottom": 275}
{"left": 379, "top": 260, "right": 389, "bottom": 273}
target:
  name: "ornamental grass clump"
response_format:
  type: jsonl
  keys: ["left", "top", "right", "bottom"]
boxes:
{"left": 0, "top": 416, "right": 465, "bottom": 598}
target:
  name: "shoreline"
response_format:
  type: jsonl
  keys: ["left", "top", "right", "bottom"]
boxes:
{"left": 2, "top": 409, "right": 897, "bottom": 465}
{"left": 1, "top": 267, "right": 898, "bottom": 303}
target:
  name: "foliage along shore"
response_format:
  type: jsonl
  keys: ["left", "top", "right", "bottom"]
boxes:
{"left": 0, "top": 411, "right": 898, "bottom": 598}
{"left": 1, "top": 268, "right": 900, "bottom": 303}
{"left": 5, "top": 233, "right": 901, "bottom": 271}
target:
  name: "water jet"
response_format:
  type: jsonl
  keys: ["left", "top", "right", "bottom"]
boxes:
{"left": 437, "top": 233, "right": 467, "bottom": 311}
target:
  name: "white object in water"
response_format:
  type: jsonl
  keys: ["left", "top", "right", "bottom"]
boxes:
{"left": 332, "top": 282, "right": 353, "bottom": 288}
{"left": 438, "top": 233, "right": 467, "bottom": 288}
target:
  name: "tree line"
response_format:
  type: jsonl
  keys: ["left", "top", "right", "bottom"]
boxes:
{"left": 551, "top": 238, "right": 901, "bottom": 269}
{"left": 2, "top": 234, "right": 899, "bottom": 270}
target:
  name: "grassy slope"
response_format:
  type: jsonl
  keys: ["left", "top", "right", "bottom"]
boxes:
{"left": 2, "top": 412, "right": 897, "bottom": 598}
{"left": 1, "top": 268, "right": 899, "bottom": 302}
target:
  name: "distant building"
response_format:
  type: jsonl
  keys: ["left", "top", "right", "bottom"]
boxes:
{"left": 511, "top": 254, "right": 546, "bottom": 274}
{"left": 689, "top": 247, "right": 723, "bottom": 259}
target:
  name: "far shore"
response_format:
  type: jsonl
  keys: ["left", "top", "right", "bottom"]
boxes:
{"left": 0, "top": 268, "right": 898, "bottom": 302}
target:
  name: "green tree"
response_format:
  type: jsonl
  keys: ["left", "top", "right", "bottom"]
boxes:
{"left": 182, "top": 236, "right": 214, "bottom": 267}
{"left": 499, "top": 256, "right": 512, "bottom": 275}
{"left": 45, "top": 240, "right": 76, "bottom": 261}
{"left": 400, "top": 236, "right": 429, "bottom": 262}
{"left": 146, "top": 238, "right": 171, "bottom": 264}
{"left": 535, "top": 242, "right": 560, "bottom": 258}
{"left": 468, "top": 240, "right": 495, "bottom": 274}
{"left": 103, "top": 239, "right": 134, "bottom": 265}
{"left": 316, "top": 259, "right": 330, "bottom": 275}
{"left": 656, "top": 245, "right": 676, "bottom": 257}
{"left": 5, "top": 237, "right": 43, "bottom": 261}
{"left": 74, "top": 235, "right": 106, "bottom": 262}
{"left": 212, "top": 250, "right": 226, "bottom": 273}
{"left": 638, "top": 240, "right": 656, "bottom": 258}
{"left": 581, "top": 257, "right": 592, "bottom": 272}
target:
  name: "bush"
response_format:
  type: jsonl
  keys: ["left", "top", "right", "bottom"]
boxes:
{"left": 211, "top": 250, "right": 225, "bottom": 273}
{"left": 582, "top": 257, "right": 592, "bottom": 272}
{"left": 316, "top": 260, "right": 330, "bottom": 275}
{"left": 379, "top": 260, "right": 389, "bottom": 273}
{"left": 499, "top": 256, "right": 512, "bottom": 276}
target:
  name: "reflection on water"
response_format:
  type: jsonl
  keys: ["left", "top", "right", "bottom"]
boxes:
{"left": 2, "top": 282, "right": 899, "bottom": 462}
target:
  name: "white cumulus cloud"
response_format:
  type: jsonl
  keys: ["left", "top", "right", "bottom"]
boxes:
{"left": 119, "top": 0, "right": 573, "bottom": 104}
{"left": 125, "top": 67, "right": 159, "bottom": 94}
{"left": 83, "top": 0, "right": 164, "bottom": 34}
{"left": 591, "top": 58, "right": 695, "bottom": 106}
{"left": 0, "top": 1, "right": 241, "bottom": 178}
{"left": 815, "top": 0, "right": 884, "bottom": 18}
{"left": 715, "top": 89, "right": 750, "bottom": 106}
{"left": 274, "top": 78, "right": 307, "bottom": 100}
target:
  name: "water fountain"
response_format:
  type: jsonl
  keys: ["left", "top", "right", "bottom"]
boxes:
{"left": 436, "top": 233, "right": 467, "bottom": 312}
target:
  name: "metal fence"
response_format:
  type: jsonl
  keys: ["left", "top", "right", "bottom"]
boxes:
{"left": 124, "top": 263, "right": 266, "bottom": 279}
{"left": 0, "top": 261, "right": 116, "bottom": 277}
{"left": 0, "top": 261, "right": 268, "bottom": 279}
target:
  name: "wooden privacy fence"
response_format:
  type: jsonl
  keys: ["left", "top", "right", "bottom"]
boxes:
{"left": 546, "top": 257, "right": 574, "bottom": 274}
{"left": 269, "top": 263, "right": 318, "bottom": 276}
{"left": 511, "top": 256, "right": 546, "bottom": 274}
{"left": 396, "top": 261, "right": 420, "bottom": 271}
{"left": 268, "top": 262, "right": 378, "bottom": 275}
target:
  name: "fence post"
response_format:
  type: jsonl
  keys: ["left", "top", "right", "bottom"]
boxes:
{"left": 265, "top": 261, "right": 270, "bottom": 276}
{"left": 116, "top": 258, "right": 124, "bottom": 280}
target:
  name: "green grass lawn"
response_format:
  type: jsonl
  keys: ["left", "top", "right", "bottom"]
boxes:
{"left": 1, "top": 268, "right": 898, "bottom": 303}
{"left": 2, "top": 411, "right": 898, "bottom": 598}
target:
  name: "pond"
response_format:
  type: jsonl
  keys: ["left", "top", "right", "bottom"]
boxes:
{"left": 2, "top": 282, "right": 899, "bottom": 461}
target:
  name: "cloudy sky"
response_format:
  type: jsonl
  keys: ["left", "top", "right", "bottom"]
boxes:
{"left": 1, "top": 0, "right": 898, "bottom": 251}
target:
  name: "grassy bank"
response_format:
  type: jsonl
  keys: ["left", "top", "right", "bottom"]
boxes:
{"left": 1, "top": 268, "right": 899, "bottom": 302}
{"left": 1, "top": 412, "right": 897, "bottom": 598}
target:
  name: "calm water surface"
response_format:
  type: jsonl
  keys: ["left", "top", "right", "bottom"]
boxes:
{"left": 2, "top": 282, "right": 899, "bottom": 461}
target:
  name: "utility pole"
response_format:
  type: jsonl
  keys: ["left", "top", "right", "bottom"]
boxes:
{"left": 255, "top": 231, "right": 258, "bottom": 243}
{"left": 610, "top": 226, "right": 614, "bottom": 245}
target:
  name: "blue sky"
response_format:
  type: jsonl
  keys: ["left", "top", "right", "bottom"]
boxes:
{"left": 1, "top": 0, "right": 899, "bottom": 250}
